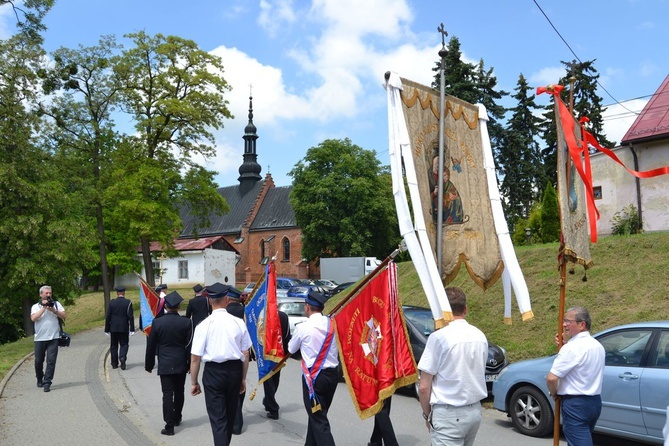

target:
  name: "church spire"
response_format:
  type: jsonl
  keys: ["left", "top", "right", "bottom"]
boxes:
{"left": 238, "top": 93, "right": 262, "bottom": 193}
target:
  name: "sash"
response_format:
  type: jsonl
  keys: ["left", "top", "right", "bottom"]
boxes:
{"left": 301, "top": 317, "right": 335, "bottom": 413}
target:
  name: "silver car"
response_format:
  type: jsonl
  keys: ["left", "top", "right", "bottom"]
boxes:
{"left": 492, "top": 321, "right": 669, "bottom": 444}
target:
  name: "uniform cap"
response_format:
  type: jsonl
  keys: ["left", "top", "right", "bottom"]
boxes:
{"left": 115, "top": 286, "right": 126, "bottom": 292}
{"left": 227, "top": 287, "right": 243, "bottom": 300}
{"left": 205, "top": 282, "right": 229, "bottom": 296}
{"left": 305, "top": 289, "right": 327, "bottom": 308}
{"left": 193, "top": 284, "right": 203, "bottom": 293}
{"left": 164, "top": 291, "right": 183, "bottom": 308}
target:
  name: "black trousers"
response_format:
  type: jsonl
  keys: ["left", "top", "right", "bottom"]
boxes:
{"left": 262, "top": 370, "right": 282, "bottom": 416}
{"left": 369, "top": 397, "right": 399, "bottom": 446}
{"left": 233, "top": 391, "right": 245, "bottom": 434}
{"left": 109, "top": 332, "right": 129, "bottom": 367}
{"left": 34, "top": 339, "right": 59, "bottom": 385}
{"left": 203, "top": 360, "right": 243, "bottom": 446}
{"left": 160, "top": 373, "right": 187, "bottom": 429}
{"left": 302, "top": 367, "right": 338, "bottom": 446}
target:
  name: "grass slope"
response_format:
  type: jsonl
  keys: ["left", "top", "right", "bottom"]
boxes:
{"left": 2, "top": 232, "right": 668, "bottom": 382}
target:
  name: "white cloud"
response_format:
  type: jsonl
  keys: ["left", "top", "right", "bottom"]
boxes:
{"left": 601, "top": 99, "right": 647, "bottom": 146}
{"left": 529, "top": 66, "right": 565, "bottom": 89}
{"left": 0, "top": 2, "right": 17, "bottom": 39}
{"left": 258, "top": 0, "right": 298, "bottom": 37}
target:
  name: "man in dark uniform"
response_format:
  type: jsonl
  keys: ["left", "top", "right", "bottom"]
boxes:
{"left": 190, "top": 287, "right": 252, "bottom": 446}
{"left": 145, "top": 291, "right": 193, "bottom": 436}
{"left": 225, "top": 286, "right": 246, "bottom": 435}
{"left": 288, "top": 290, "right": 339, "bottom": 446}
{"left": 186, "top": 284, "right": 210, "bottom": 327}
{"left": 263, "top": 309, "right": 290, "bottom": 419}
{"left": 105, "top": 286, "right": 135, "bottom": 370}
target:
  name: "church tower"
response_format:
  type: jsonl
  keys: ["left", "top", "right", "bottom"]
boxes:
{"left": 238, "top": 95, "right": 262, "bottom": 195}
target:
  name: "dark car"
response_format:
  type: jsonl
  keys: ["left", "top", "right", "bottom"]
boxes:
{"left": 325, "top": 281, "right": 355, "bottom": 298}
{"left": 286, "top": 284, "right": 328, "bottom": 299}
{"left": 402, "top": 305, "right": 508, "bottom": 396}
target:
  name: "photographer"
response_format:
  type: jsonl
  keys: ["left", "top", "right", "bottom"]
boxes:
{"left": 30, "top": 285, "right": 66, "bottom": 393}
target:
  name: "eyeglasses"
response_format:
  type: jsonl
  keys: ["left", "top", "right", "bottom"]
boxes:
{"left": 563, "top": 318, "right": 581, "bottom": 324}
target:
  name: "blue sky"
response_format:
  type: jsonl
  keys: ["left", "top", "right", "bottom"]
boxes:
{"left": 2, "top": 0, "right": 668, "bottom": 187}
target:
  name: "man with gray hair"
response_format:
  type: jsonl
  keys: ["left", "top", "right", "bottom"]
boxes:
{"left": 547, "top": 306, "right": 605, "bottom": 446}
{"left": 30, "top": 285, "right": 67, "bottom": 392}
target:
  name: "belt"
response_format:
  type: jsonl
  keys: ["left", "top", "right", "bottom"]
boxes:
{"left": 559, "top": 394, "right": 597, "bottom": 399}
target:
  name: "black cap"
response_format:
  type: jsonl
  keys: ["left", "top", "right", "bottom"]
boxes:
{"left": 207, "top": 290, "right": 226, "bottom": 299}
{"left": 154, "top": 286, "right": 162, "bottom": 292}
{"left": 115, "top": 286, "right": 126, "bottom": 292}
{"left": 164, "top": 291, "right": 183, "bottom": 308}
{"left": 160, "top": 284, "right": 168, "bottom": 290}
{"left": 227, "top": 287, "right": 243, "bottom": 300}
{"left": 193, "top": 284, "right": 203, "bottom": 293}
{"left": 305, "top": 289, "right": 327, "bottom": 308}
{"left": 206, "top": 282, "right": 229, "bottom": 296}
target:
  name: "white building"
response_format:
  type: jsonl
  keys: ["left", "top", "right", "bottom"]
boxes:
{"left": 590, "top": 74, "right": 669, "bottom": 235}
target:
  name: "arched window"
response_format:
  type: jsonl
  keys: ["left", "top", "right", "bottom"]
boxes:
{"left": 259, "top": 239, "right": 265, "bottom": 261}
{"left": 282, "top": 237, "right": 290, "bottom": 261}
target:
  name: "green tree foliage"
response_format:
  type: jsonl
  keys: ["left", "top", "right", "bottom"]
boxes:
{"left": 0, "top": 33, "right": 95, "bottom": 339}
{"left": 289, "top": 138, "right": 400, "bottom": 261}
{"left": 1, "top": 0, "right": 54, "bottom": 43}
{"left": 540, "top": 59, "right": 614, "bottom": 187}
{"left": 114, "top": 31, "right": 232, "bottom": 283}
{"left": 432, "top": 36, "right": 478, "bottom": 104}
{"left": 540, "top": 182, "right": 559, "bottom": 243}
{"left": 611, "top": 204, "right": 642, "bottom": 235}
{"left": 498, "top": 74, "right": 546, "bottom": 230}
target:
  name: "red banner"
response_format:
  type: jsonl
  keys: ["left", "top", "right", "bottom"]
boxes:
{"left": 263, "top": 262, "right": 284, "bottom": 361}
{"left": 333, "top": 263, "right": 417, "bottom": 419}
{"left": 137, "top": 274, "right": 160, "bottom": 336}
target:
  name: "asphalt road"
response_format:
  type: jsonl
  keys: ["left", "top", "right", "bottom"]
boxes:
{"left": 0, "top": 324, "right": 654, "bottom": 445}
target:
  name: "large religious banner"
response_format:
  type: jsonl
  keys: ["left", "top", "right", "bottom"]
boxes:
{"left": 399, "top": 78, "right": 503, "bottom": 290}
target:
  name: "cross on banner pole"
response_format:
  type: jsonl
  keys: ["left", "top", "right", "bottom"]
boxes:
{"left": 436, "top": 22, "right": 448, "bottom": 276}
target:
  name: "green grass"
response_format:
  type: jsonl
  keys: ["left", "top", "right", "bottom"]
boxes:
{"left": 3, "top": 232, "right": 669, "bottom": 382}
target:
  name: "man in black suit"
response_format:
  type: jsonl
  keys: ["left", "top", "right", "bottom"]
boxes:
{"left": 105, "top": 286, "right": 135, "bottom": 370}
{"left": 263, "top": 309, "right": 291, "bottom": 419}
{"left": 186, "top": 284, "right": 210, "bottom": 327}
{"left": 145, "top": 291, "right": 193, "bottom": 436}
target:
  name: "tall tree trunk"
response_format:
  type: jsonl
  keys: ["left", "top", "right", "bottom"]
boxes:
{"left": 22, "top": 296, "right": 35, "bottom": 337}
{"left": 97, "top": 202, "right": 111, "bottom": 315}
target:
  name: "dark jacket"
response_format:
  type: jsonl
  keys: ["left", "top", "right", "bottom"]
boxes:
{"left": 105, "top": 297, "right": 135, "bottom": 333}
{"left": 145, "top": 312, "right": 193, "bottom": 375}
{"left": 278, "top": 310, "right": 291, "bottom": 354}
{"left": 227, "top": 301, "right": 245, "bottom": 320}
{"left": 185, "top": 295, "right": 210, "bottom": 327}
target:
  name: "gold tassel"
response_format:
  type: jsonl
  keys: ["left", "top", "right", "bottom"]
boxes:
{"left": 311, "top": 400, "right": 322, "bottom": 413}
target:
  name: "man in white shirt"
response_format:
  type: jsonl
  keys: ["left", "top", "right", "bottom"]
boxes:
{"left": 288, "top": 290, "right": 339, "bottom": 446}
{"left": 30, "top": 285, "right": 67, "bottom": 393}
{"left": 547, "top": 306, "right": 605, "bottom": 446}
{"left": 190, "top": 287, "right": 252, "bottom": 446}
{"left": 417, "top": 287, "right": 488, "bottom": 446}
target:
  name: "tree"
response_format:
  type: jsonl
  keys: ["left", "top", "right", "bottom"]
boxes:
{"left": 0, "top": 0, "right": 53, "bottom": 43}
{"left": 432, "top": 36, "right": 478, "bottom": 104}
{"left": 540, "top": 59, "right": 614, "bottom": 186}
{"left": 498, "top": 74, "right": 546, "bottom": 230}
{"left": 288, "top": 138, "right": 400, "bottom": 261}
{"left": 540, "top": 182, "right": 560, "bottom": 243}
{"left": 0, "top": 32, "right": 95, "bottom": 340}
{"left": 41, "top": 36, "right": 123, "bottom": 310}
{"left": 114, "top": 31, "right": 231, "bottom": 284}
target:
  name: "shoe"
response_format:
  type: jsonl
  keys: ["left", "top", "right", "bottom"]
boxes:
{"left": 232, "top": 429, "right": 241, "bottom": 435}
{"left": 120, "top": 359, "right": 126, "bottom": 370}
{"left": 160, "top": 428, "right": 174, "bottom": 436}
{"left": 43, "top": 384, "right": 51, "bottom": 393}
{"left": 111, "top": 364, "right": 118, "bottom": 369}
{"left": 267, "top": 412, "right": 279, "bottom": 420}
{"left": 37, "top": 378, "right": 43, "bottom": 388}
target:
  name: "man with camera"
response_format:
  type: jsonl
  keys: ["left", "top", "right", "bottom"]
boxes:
{"left": 30, "top": 285, "right": 67, "bottom": 393}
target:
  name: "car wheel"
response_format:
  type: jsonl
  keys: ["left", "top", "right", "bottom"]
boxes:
{"left": 509, "top": 386, "right": 553, "bottom": 437}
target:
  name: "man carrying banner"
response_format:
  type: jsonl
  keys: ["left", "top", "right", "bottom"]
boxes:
{"left": 417, "top": 287, "right": 488, "bottom": 446}
{"left": 288, "top": 290, "right": 339, "bottom": 446}
{"left": 190, "top": 288, "right": 252, "bottom": 446}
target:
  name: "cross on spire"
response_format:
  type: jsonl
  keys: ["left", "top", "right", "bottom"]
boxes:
{"left": 438, "top": 22, "right": 448, "bottom": 47}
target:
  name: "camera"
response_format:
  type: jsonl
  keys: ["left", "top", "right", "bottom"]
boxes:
{"left": 44, "top": 297, "right": 55, "bottom": 307}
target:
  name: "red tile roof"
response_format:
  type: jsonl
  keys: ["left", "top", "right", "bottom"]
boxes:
{"left": 147, "top": 235, "right": 224, "bottom": 252}
{"left": 621, "top": 74, "right": 669, "bottom": 144}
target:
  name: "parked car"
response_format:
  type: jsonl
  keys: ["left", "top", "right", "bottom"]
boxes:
{"left": 241, "top": 282, "right": 255, "bottom": 301}
{"left": 277, "top": 298, "right": 308, "bottom": 334}
{"left": 492, "top": 321, "right": 669, "bottom": 444}
{"left": 401, "top": 305, "right": 508, "bottom": 395}
{"left": 314, "top": 279, "right": 338, "bottom": 291}
{"left": 276, "top": 277, "right": 300, "bottom": 298}
{"left": 286, "top": 284, "right": 328, "bottom": 299}
{"left": 325, "top": 281, "right": 355, "bottom": 298}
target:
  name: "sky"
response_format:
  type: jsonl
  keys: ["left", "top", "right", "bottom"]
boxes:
{"left": 3, "top": 0, "right": 668, "bottom": 187}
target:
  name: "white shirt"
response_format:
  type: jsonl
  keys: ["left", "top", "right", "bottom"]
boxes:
{"left": 417, "top": 319, "right": 488, "bottom": 406}
{"left": 191, "top": 308, "right": 252, "bottom": 363}
{"left": 550, "top": 330, "right": 605, "bottom": 395}
{"left": 31, "top": 301, "right": 65, "bottom": 342}
{"left": 288, "top": 312, "right": 339, "bottom": 369}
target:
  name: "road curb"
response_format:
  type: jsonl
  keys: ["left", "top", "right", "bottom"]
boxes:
{"left": 0, "top": 351, "right": 33, "bottom": 399}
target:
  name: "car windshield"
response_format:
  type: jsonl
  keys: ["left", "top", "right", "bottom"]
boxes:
{"left": 403, "top": 308, "right": 436, "bottom": 337}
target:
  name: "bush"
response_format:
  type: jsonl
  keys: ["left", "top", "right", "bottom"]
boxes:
{"left": 611, "top": 204, "right": 642, "bottom": 235}
{"left": 540, "top": 182, "right": 560, "bottom": 243}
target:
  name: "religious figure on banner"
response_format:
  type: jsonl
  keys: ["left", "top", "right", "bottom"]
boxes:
{"left": 430, "top": 151, "right": 468, "bottom": 225}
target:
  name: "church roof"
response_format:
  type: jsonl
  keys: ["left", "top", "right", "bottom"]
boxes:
{"left": 621, "top": 74, "right": 669, "bottom": 144}
{"left": 250, "top": 186, "right": 297, "bottom": 230}
{"left": 179, "top": 180, "right": 265, "bottom": 237}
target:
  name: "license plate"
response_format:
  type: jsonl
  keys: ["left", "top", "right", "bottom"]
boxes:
{"left": 485, "top": 374, "right": 498, "bottom": 382}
